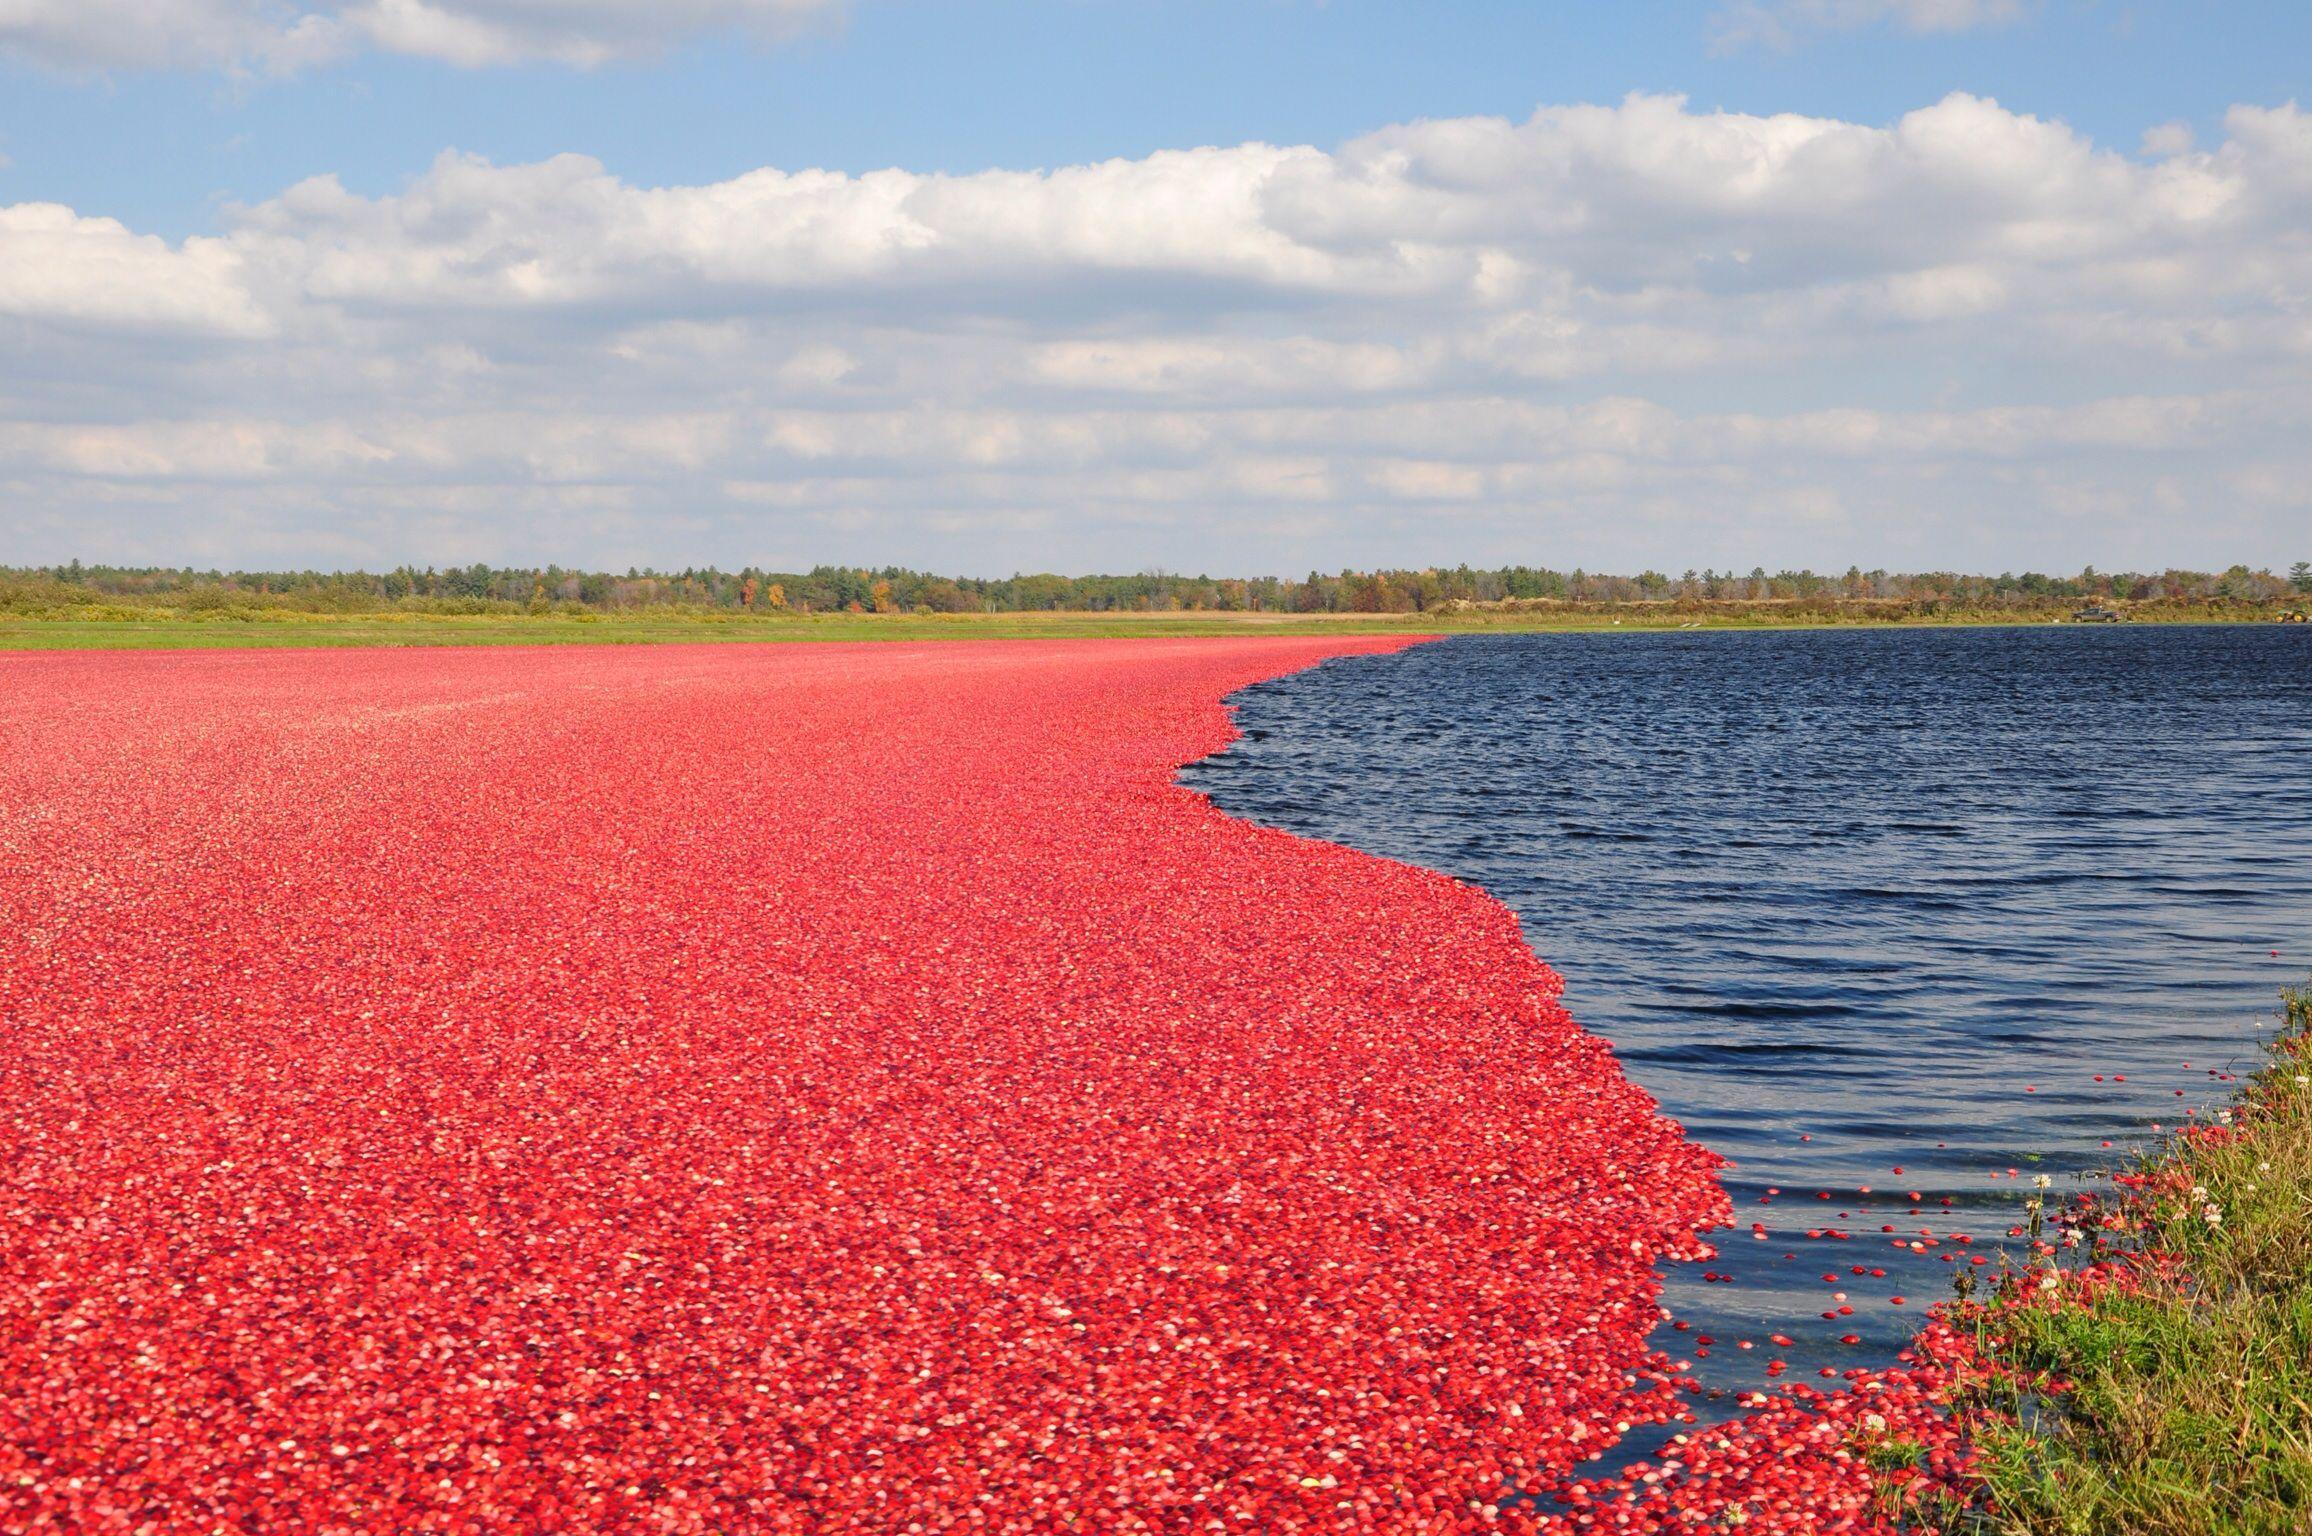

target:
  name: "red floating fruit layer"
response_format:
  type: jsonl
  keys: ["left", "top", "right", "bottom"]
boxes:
{"left": 1, "top": 638, "right": 1750, "bottom": 1534}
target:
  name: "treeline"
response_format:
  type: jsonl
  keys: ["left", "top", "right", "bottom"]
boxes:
{"left": 6, "top": 559, "right": 2310, "bottom": 617}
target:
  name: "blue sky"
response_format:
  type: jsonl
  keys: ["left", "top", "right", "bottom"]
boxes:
{"left": 7, "top": 3, "right": 2301, "bottom": 239}
{"left": 2, "top": 1, "right": 2308, "bottom": 575}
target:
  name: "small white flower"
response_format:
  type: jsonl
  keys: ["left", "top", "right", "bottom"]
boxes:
{"left": 2038, "top": 1274, "right": 2060, "bottom": 1291}
{"left": 2032, "top": 1174, "right": 2053, "bottom": 1189}
{"left": 2203, "top": 1204, "right": 2223, "bottom": 1226}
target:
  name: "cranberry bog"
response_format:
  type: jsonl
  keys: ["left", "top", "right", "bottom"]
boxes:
{"left": 3, "top": 638, "right": 2003, "bottom": 1534}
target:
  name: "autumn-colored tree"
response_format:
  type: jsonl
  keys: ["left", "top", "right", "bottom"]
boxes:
{"left": 12, "top": 559, "right": 2308, "bottom": 624}
{"left": 1348, "top": 573, "right": 1392, "bottom": 612}
{"left": 913, "top": 579, "right": 977, "bottom": 613}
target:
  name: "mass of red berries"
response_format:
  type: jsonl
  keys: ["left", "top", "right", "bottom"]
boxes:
{"left": 2, "top": 638, "right": 1765, "bottom": 1534}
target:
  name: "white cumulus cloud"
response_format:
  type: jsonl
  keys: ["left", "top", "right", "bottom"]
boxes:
{"left": 0, "top": 204, "right": 273, "bottom": 334}
{"left": 1, "top": 92, "right": 2309, "bottom": 572}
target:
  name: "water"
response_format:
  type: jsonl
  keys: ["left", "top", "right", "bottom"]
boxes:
{"left": 1184, "top": 625, "right": 2312, "bottom": 1419}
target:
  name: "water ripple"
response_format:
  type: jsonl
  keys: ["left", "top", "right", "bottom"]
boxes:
{"left": 1186, "top": 626, "right": 2312, "bottom": 1420}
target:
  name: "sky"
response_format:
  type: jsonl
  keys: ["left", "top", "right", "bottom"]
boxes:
{"left": 2, "top": 1, "right": 2308, "bottom": 577}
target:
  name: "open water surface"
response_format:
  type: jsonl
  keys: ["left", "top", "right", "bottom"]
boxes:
{"left": 1184, "top": 625, "right": 2312, "bottom": 1423}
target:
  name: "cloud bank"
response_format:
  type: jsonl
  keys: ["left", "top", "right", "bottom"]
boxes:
{"left": 3, "top": 92, "right": 2309, "bottom": 570}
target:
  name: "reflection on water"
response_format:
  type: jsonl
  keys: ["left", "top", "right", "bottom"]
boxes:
{"left": 1185, "top": 626, "right": 2312, "bottom": 1415}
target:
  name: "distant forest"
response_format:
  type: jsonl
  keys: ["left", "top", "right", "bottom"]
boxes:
{"left": 7, "top": 559, "right": 2310, "bottom": 617}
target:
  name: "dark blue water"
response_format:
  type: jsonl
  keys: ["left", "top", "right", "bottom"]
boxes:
{"left": 1184, "top": 626, "right": 2312, "bottom": 1417}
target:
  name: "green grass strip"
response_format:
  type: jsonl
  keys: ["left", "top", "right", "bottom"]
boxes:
{"left": 1930, "top": 984, "right": 2312, "bottom": 1536}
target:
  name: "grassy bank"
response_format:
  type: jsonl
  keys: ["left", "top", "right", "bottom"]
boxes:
{"left": 0, "top": 609, "right": 1381, "bottom": 649}
{"left": 2, "top": 601, "right": 2304, "bottom": 650}
{"left": 1931, "top": 983, "right": 2312, "bottom": 1535}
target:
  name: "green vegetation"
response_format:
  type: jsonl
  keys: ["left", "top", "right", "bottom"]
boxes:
{"left": 1935, "top": 983, "right": 2312, "bottom": 1536}
{"left": 3, "top": 560, "right": 2308, "bottom": 647}
{"left": 0, "top": 608, "right": 1393, "bottom": 650}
